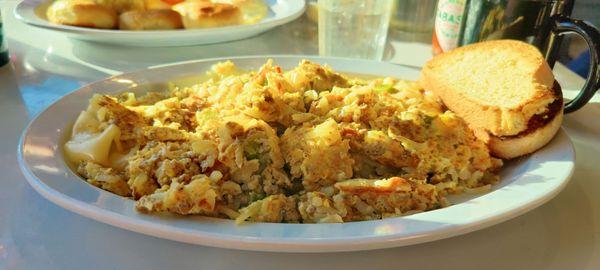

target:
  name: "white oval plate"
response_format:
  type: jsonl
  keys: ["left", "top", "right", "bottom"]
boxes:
{"left": 14, "top": 0, "right": 305, "bottom": 47}
{"left": 18, "top": 56, "right": 575, "bottom": 252}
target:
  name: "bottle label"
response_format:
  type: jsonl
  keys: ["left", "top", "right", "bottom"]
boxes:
{"left": 434, "top": 0, "right": 467, "bottom": 53}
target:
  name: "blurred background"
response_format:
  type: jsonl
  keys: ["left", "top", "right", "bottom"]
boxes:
{"left": 308, "top": 0, "right": 599, "bottom": 77}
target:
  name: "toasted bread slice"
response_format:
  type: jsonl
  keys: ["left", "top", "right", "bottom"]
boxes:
{"left": 421, "top": 40, "right": 557, "bottom": 137}
{"left": 421, "top": 40, "right": 564, "bottom": 159}
{"left": 488, "top": 107, "right": 563, "bottom": 159}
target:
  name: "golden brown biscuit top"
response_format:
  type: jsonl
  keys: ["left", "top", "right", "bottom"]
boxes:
{"left": 190, "top": 2, "right": 239, "bottom": 18}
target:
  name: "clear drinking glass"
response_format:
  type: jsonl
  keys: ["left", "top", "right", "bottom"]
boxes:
{"left": 390, "top": 0, "right": 437, "bottom": 33}
{"left": 318, "top": 0, "right": 393, "bottom": 60}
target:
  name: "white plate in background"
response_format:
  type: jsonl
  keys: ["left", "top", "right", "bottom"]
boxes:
{"left": 18, "top": 56, "right": 575, "bottom": 252}
{"left": 14, "top": 0, "right": 305, "bottom": 47}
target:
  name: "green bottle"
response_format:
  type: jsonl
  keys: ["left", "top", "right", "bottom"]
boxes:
{"left": 0, "top": 11, "right": 8, "bottom": 66}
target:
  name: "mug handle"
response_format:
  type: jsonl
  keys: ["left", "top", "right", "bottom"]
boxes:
{"left": 545, "top": 16, "right": 600, "bottom": 113}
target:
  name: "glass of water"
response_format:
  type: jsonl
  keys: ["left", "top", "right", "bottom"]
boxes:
{"left": 318, "top": 0, "right": 393, "bottom": 60}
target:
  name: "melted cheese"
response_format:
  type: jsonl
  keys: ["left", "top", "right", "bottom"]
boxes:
{"left": 65, "top": 124, "right": 121, "bottom": 166}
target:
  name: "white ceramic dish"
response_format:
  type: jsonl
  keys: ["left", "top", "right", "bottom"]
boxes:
{"left": 18, "top": 56, "right": 575, "bottom": 252}
{"left": 14, "top": 0, "right": 305, "bottom": 47}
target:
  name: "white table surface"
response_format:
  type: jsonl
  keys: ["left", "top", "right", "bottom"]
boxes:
{"left": 2, "top": 1, "right": 600, "bottom": 269}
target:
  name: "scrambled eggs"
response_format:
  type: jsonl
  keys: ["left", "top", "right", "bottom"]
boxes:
{"left": 65, "top": 60, "right": 502, "bottom": 223}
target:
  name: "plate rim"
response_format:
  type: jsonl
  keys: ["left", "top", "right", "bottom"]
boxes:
{"left": 17, "top": 56, "right": 576, "bottom": 252}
